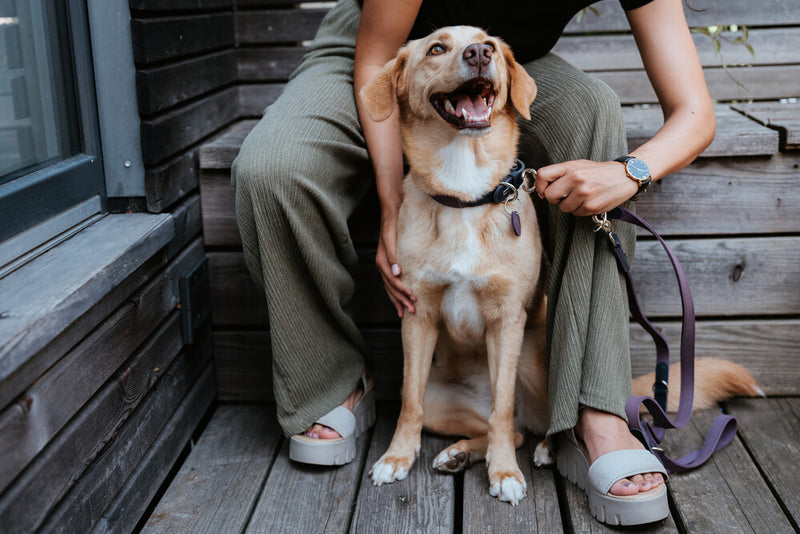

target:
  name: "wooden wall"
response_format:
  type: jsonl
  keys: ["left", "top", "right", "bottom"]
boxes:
{"left": 199, "top": 0, "right": 800, "bottom": 404}
{"left": 0, "top": 1, "right": 241, "bottom": 532}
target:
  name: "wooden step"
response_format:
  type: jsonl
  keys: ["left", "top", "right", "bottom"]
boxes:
{"left": 199, "top": 104, "right": 782, "bottom": 172}
{"left": 142, "top": 399, "right": 799, "bottom": 533}
{"left": 733, "top": 101, "right": 800, "bottom": 150}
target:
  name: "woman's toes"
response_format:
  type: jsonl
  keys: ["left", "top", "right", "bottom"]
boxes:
{"left": 609, "top": 478, "right": 640, "bottom": 496}
{"left": 304, "top": 423, "right": 341, "bottom": 440}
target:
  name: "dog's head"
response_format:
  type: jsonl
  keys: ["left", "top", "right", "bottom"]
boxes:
{"left": 360, "top": 26, "right": 537, "bottom": 137}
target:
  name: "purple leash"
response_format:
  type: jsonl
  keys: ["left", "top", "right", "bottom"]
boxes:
{"left": 599, "top": 207, "right": 738, "bottom": 474}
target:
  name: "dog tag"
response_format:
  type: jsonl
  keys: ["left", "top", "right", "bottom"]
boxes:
{"left": 511, "top": 211, "right": 521, "bottom": 236}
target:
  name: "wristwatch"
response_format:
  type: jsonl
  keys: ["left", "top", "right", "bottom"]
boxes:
{"left": 615, "top": 155, "right": 651, "bottom": 197}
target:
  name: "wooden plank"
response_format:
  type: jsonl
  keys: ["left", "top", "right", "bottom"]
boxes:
{"left": 733, "top": 101, "right": 800, "bottom": 150}
{"left": 634, "top": 153, "right": 800, "bottom": 236}
{"left": 245, "top": 433, "right": 368, "bottom": 533}
{"left": 130, "top": 0, "right": 232, "bottom": 10}
{"left": 608, "top": 65, "right": 800, "bottom": 105}
{"left": 0, "top": 313, "right": 185, "bottom": 533}
{"left": 140, "top": 86, "right": 239, "bottom": 165}
{"left": 200, "top": 171, "right": 240, "bottom": 247}
{"left": 599, "top": 65, "right": 800, "bottom": 105}
{"left": 236, "top": 0, "right": 308, "bottom": 6}
{"left": 0, "top": 239, "right": 204, "bottom": 493}
{"left": 208, "top": 252, "right": 267, "bottom": 326}
{"left": 93, "top": 361, "right": 215, "bottom": 534}
{"left": 145, "top": 150, "right": 199, "bottom": 213}
{"left": 166, "top": 194, "right": 203, "bottom": 258}
{"left": 209, "top": 235, "right": 800, "bottom": 328}
{"left": 36, "top": 353, "right": 214, "bottom": 533}
{"left": 212, "top": 318, "right": 800, "bottom": 405}
{"left": 659, "top": 406, "right": 793, "bottom": 533}
{"left": 728, "top": 397, "right": 800, "bottom": 527}
{"left": 199, "top": 119, "right": 258, "bottom": 169}
{"left": 554, "top": 28, "right": 800, "bottom": 71}
{"left": 237, "top": 83, "right": 286, "bottom": 117}
{"left": 141, "top": 404, "right": 280, "bottom": 534}
{"left": 237, "top": 46, "right": 306, "bottom": 82}
{"left": 213, "top": 330, "right": 272, "bottom": 402}
{"left": 630, "top": 236, "right": 800, "bottom": 318}
{"left": 351, "top": 404, "right": 456, "bottom": 533}
{"left": 137, "top": 49, "right": 237, "bottom": 115}
{"left": 556, "top": 466, "right": 679, "bottom": 533}
{"left": 630, "top": 319, "right": 800, "bottom": 397}
{"left": 0, "top": 246, "right": 168, "bottom": 412}
{"left": 624, "top": 105, "right": 780, "bottom": 157}
{"left": 234, "top": 9, "right": 328, "bottom": 44}
{"left": 0, "top": 214, "right": 174, "bottom": 399}
{"left": 342, "top": 153, "right": 800, "bottom": 240}
{"left": 462, "top": 442, "right": 562, "bottom": 533}
{"left": 212, "top": 328, "right": 404, "bottom": 403}
{"left": 563, "top": 0, "right": 800, "bottom": 34}
{"left": 131, "top": 13, "right": 235, "bottom": 65}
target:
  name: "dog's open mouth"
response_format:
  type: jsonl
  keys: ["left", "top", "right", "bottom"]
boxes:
{"left": 430, "top": 78, "right": 496, "bottom": 130}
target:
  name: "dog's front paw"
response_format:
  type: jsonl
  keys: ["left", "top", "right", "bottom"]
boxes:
{"left": 533, "top": 439, "right": 554, "bottom": 467}
{"left": 488, "top": 470, "right": 527, "bottom": 506}
{"left": 432, "top": 446, "right": 470, "bottom": 473}
{"left": 370, "top": 453, "right": 415, "bottom": 486}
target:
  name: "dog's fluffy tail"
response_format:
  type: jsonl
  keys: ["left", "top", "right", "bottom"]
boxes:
{"left": 631, "top": 357, "right": 765, "bottom": 413}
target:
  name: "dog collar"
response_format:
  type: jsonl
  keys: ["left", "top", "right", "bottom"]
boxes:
{"left": 429, "top": 159, "right": 535, "bottom": 237}
{"left": 430, "top": 159, "right": 532, "bottom": 208}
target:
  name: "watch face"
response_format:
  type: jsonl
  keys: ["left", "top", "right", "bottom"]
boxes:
{"left": 626, "top": 158, "right": 650, "bottom": 181}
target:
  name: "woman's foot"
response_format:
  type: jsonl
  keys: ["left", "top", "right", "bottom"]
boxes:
{"left": 303, "top": 379, "right": 367, "bottom": 439}
{"left": 575, "top": 407, "right": 665, "bottom": 496}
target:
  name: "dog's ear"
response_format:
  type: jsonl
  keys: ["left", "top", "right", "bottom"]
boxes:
{"left": 502, "top": 46, "right": 537, "bottom": 121}
{"left": 359, "top": 52, "right": 408, "bottom": 123}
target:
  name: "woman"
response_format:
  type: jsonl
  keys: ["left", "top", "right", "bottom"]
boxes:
{"left": 231, "top": 0, "right": 714, "bottom": 523}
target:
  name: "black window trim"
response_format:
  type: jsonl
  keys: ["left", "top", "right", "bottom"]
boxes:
{"left": 0, "top": 0, "right": 106, "bottom": 269}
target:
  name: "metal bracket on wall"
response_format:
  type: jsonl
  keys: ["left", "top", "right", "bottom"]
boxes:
{"left": 179, "top": 257, "right": 211, "bottom": 345}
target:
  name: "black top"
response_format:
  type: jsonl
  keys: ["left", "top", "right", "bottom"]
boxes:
{"left": 408, "top": 0, "right": 654, "bottom": 63}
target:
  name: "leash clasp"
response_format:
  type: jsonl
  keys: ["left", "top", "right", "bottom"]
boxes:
{"left": 592, "top": 212, "right": 618, "bottom": 246}
{"left": 521, "top": 168, "right": 537, "bottom": 194}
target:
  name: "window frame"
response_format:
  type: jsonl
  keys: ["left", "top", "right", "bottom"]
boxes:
{"left": 0, "top": 0, "right": 145, "bottom": 274}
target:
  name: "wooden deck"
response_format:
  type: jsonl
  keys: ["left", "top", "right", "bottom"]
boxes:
{"left": 143, "top": 398, "right": 799, "bottom": 533}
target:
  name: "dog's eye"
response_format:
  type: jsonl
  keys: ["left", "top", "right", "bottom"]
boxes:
{"left": 485, "top": 41, "right": 496, "bottom": 52}
{"left": 427, "top": 44, "right": 446, "bottom": 56}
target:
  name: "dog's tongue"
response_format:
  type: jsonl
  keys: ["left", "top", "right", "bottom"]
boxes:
{"left": 454, "top": 93, "right": 488, "bottom": 118}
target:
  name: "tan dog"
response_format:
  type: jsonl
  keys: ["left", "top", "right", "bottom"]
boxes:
{"left": 360, "top": 26, "right": 761, "bottom": 505}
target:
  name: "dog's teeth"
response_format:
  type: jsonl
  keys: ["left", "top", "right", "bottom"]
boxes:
{"left": 445, "top": 99, "right": 456, "bottom": 114}
{"left": 462, "top": 107, "right": 469, "bottom": 119}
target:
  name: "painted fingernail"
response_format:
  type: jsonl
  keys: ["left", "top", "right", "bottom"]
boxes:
{"left": 391, "top": 264, "right": 401, "bottom": 276}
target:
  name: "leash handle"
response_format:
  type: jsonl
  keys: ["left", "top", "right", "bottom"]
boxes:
{"left": 600, "top": 207, "right": 738, "bottom": 473}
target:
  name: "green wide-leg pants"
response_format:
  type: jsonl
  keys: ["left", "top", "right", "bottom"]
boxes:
{"left": 231, "top": 0, "right": 635, "bottom": 438}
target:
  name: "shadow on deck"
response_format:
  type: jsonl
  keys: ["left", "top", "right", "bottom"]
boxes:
{"left": 141, "top": 398, "right": 798, "bottom": 533}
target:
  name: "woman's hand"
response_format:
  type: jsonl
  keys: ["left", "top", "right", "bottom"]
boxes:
{"left": 376, "top": 208, "right": 416, "bottom": 317}
{"left": 534, "top": 159, "right": 638, "bottom": 216}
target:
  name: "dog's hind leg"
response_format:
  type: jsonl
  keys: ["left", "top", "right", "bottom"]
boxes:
{"left": 423, "top": 377, "right": 523, "bottom": 472}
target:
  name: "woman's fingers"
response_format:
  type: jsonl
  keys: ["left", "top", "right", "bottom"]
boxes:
{"left": 376, "top": 221, "right": 416, "bottom": 316}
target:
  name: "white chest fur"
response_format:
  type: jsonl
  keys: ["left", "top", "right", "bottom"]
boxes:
{"left": 434, "top": 137, "right": 497, "bottom": 198}
{"left": 420, "top": 208, "right": 489, "bottom": 340}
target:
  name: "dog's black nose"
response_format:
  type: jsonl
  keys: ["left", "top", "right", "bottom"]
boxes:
{"left": 463, "top": 43, "right": 492, "bottom": 70}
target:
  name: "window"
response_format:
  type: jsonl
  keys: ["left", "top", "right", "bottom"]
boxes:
{"left": 0, "top": 0, "right": 104, "bottom": 271}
